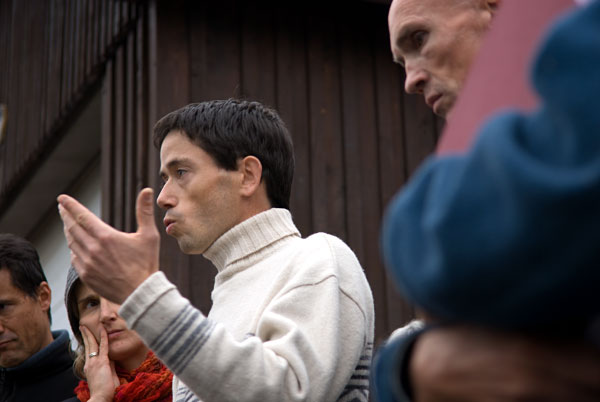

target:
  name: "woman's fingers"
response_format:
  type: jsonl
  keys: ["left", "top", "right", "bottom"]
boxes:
{"left": 80, "top": 325, "right": 119, "bottom": 400}
{"left": 80, "top": 325, "right": 98, "bottom": 360}
{"left": 98, "top": 326, "right": 109, "bottom": 357}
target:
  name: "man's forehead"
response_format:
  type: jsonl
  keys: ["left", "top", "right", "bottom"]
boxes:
{"left": 160, "top": 131, "right": 189, "bottom": 158}
{"left": 0, "top": 269, "right": 26, "bottom": 298}
{"left": 390, "top": 0, "right": 440, "bottom": 17}
{"left": 390, "top": 0, "right": 471, "bottom": 22}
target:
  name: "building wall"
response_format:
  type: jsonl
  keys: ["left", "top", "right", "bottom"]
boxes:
{"left": 30, "top": 163, "right": 101, "bottom": 340}
{"left": 0, "top": 0, "right": 140, "bottom": 236}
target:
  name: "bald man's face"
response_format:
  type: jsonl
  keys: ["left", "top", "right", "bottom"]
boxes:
{"left": 389, "top": 0, "right": 494, "bottom": 117}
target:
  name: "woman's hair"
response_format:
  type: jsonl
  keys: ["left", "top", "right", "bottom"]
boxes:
{"left": 64, "top": 267, "right": 86, "bottom": 379}
{"left": 71, "top": 334, "right": 86, "bottom": 379}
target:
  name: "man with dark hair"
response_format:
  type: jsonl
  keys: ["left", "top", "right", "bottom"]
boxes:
{"left": 58, "top": 99, "right": 375, "bottom": 402}
{"left": 153, "top": 100, "right": 294, "bottom": 210}
{"left": 0, "top": 233, "right": 78, "bottom": 402}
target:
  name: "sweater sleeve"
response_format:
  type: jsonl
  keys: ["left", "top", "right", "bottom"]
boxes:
{"left": 381, "top": 2, "right": 600, "bottom": 330}
{"left": 371, "top": 321, "right": 426, "bottom": 402}
{"left": 119, "top": 270, "right": 370, "bottom": 402}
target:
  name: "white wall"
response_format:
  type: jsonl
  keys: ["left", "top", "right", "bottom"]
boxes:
{"left": 30, "top": 163, "right": 101, "bottom": 341}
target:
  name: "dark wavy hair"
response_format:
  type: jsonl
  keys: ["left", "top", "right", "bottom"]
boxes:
{"left": 153, "top": 99, "right": 295, "bottom": 209}
{"left": 0, "top": 233, "right": 51, "bottom": 324}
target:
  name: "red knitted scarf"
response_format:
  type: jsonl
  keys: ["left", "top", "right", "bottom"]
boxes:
{"left": 75, "top": 351, "right": 173, "bottom": 402}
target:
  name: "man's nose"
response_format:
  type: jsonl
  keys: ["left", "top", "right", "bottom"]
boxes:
{"left": 404, "top": 64, "right": 428, "bottom": 95}
{"left": 156, "top": 182, "right": 176, "bottom": 210}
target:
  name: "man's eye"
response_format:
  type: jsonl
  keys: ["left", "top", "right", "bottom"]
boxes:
{"left": 176, "top": 169, "right": 186, "bottom": 177}
{"left": 412, "top": 30, "right": 428, "bottom": 48}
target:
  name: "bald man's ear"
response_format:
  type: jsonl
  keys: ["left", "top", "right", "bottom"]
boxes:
{"left": 238, "top": 156, "right": 263, "bottom": 197}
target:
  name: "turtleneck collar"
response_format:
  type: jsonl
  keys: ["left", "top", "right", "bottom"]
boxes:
{"left": 203, "top": 208, "right": 300, "bottom": 272}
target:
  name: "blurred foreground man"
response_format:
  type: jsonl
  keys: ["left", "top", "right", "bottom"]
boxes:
{"left": 374, "top": 0, "right": 600, "bottom": 401}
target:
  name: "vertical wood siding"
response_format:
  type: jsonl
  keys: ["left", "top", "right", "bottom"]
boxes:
{"left": 0, "top": 0, "right": 141, "bottom": 212}
{"left": 100, "top": 1, "right": 153, "bottom": 234}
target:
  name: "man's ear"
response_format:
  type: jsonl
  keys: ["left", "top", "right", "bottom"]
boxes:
{"left": 238, "top": 156, "right": 263, "bottom": 197}
{"left": 36, "top": 281, "right": 52, "bottom": 315}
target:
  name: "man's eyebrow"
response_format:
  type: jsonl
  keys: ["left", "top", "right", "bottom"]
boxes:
{"left": 395, "top": 26, "right": 413, "bottom": 48}
{"left": 395, "top": 21, "right": 425, "bottom": 49}
{"left": 391, "top": 24, "right": 418, "bottom": 66}
{"left": 158, "top": 157, "right": 192, "bottom": 176}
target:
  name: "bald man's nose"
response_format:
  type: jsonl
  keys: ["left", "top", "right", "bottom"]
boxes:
{"left": 404, "top": 66, "right": 428, "bottom": 95}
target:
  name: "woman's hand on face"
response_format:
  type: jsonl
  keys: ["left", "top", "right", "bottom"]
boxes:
{"left": 81, "top": 325, "right": 119, "bottom": 402}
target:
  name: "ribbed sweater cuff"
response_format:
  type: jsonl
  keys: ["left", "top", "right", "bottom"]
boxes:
{"left": 119, "top": 271, "right": 177, "bottom": 328}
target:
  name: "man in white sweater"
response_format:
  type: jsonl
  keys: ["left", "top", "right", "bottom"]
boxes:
{"left": 57, "top": 99, "right": 374, "bottom": 402}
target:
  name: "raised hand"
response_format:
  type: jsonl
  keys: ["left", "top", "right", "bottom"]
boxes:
{"left": 58, "top": 187, "right": 160, "bottom": 304}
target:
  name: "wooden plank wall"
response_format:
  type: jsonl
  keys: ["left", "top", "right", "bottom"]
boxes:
{"left": 0, "top": 0, "right": 141, "bottom": 214}
{"left": 147, "top": 0, "right": 443, "bottom": 345}
{"left": 100, "top": 2, "right": 152, "bottom": 233}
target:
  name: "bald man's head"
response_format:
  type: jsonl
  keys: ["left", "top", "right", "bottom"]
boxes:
{"left": 389, "top": 0, "right": 499, "bottom": 117}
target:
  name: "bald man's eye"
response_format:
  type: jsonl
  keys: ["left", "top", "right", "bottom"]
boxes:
{"left": 412, "top": 30, "right": 428, "bottom": 49}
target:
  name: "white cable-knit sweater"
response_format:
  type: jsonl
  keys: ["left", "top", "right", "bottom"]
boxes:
{"left": 119, "top": 208, "right": 374, "bottom": 402}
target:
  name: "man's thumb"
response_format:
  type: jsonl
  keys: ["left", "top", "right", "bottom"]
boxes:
{"left": 136, "top": 187, "right": 156, "bottom": 233}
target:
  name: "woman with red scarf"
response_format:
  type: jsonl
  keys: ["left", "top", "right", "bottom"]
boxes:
{"left": 62, "top": 267, "right": 173, "bottom": 402}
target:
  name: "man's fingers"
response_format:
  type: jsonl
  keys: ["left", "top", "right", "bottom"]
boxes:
{"left": 135, "top": 187, "right": 157, "bottom": 236}
{"left": 57, "top": 194, "right": 109, "bottom": 238}
{"left": 60, "top": 206, "right": 92, "bottom": 253}
{"left": 58, "top": 193, "right": 120, "bottom": 280}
